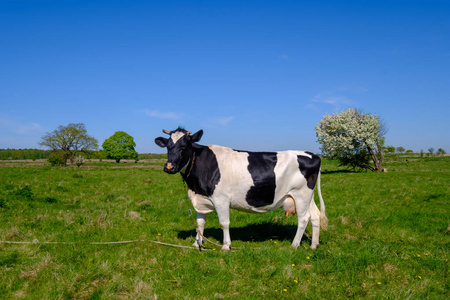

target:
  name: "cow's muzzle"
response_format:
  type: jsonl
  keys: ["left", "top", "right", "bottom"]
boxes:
{"left": 164, "top": 162, "right": 177, "bottom": 174}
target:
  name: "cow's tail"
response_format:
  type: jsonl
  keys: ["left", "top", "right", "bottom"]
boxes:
{"left": 317, "top": 169, "right": 328, "bottom": 231}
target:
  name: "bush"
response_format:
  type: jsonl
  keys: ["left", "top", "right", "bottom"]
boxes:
{"left": 47, "top": 152, "right": 66, "bottom": 166}
{"left": 75, "top": 155, "right": 85, "bottom": 167}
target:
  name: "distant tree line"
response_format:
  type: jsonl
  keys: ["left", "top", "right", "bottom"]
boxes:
{"left": 0, "top": 148, "right": 103, "bottom": 161}
{"left": 0, "top": 149, "right": 51, "bottom": 160}
{"left": 0, "top": 148, "right": 167, "bottom": 161}
{"left": 139, "top": 153, "right": 168, "bottom": 160}
{"left": 383, "top": 146, "right": 446, "bottom": 156}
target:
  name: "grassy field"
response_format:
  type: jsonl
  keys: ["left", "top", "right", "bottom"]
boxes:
{"left": 0, "top": 155, "right": 448, "bottom": 299}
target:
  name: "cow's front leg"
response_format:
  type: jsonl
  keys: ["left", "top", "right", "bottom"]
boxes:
{"left": 215, "top": 204, "right": 231, "bottom": 251}
{"left": 193, "top": 212, "right": 207, "bottom": 248}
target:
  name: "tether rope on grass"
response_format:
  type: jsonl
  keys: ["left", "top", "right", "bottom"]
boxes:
{"left": 0, "top": 239, "right": 202, "bottom": 250}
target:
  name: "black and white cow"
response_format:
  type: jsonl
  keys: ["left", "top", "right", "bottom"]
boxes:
{"left": 155, "top": 128, "right": 328, "bottom": 251}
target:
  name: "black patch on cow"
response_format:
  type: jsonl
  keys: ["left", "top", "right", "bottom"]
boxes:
{"left": 182, "top": 145, "right": 221, "bottom": 197}
{"left": 297, "top": 153, "right": 321, "bottom": 189}
{"left": 245, "top": 152, "right": 277, "bottom": 207}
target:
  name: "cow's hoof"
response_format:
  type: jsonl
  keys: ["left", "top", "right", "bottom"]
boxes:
{"left": 192, "top": 239, "right": 204, "bottom": 248}
{"left": 310, "top": 244, "right": 318, "bottom": 250}
{"left": 221, "top": 245, "right": 231, "bottom": 251}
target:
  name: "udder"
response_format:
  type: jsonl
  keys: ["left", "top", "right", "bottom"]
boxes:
{"left": 282, "top": 195, "right": 296, "bottom": 217}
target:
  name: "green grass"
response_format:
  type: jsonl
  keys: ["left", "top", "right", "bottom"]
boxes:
{"left": 0, "top": 156, "right": 448, "bottom": 299}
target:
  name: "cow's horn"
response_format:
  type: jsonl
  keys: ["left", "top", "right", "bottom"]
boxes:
{"left": 162, "top": 129, "right": 171, "bottom": 135}
{"left": 187, "top": 131, "right": 192, "bottom": 135}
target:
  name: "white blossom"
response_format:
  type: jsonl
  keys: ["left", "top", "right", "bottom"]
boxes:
{"left": 315, "top": 108, "right": 384, "bottom": 171}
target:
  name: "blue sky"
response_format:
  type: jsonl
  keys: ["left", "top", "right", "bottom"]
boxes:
{"left": 1, "top": 0, "right": 449, "bottom": 154}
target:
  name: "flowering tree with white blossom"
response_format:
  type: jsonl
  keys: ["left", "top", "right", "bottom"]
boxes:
{"left": 315, "top": 108, "right": 387, "bottom": 172}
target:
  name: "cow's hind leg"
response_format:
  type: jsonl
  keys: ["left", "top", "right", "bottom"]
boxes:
{"left": 291, "top": 191, "right": 313, "bottom": 248}
{"left": 214, "top": 203, "right": 232, "bottom": 251}
{"left": 309, "top": 197, "right": 321, "bottom": 249}
{"left": 193, "top": 212, "right": 207, "bottom": 248}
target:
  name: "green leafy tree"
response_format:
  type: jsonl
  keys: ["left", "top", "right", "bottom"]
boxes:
{"left": 396, "top": 146, "right": 405, "bottom": 153}
{"left": 39, "top": 123, "right": 98, "bottom": 165}
{"left": 102, "top": 131, "right": 138, "bottom": 163}
{"left": 315, "top": 108, "right": 387, "bottom": 172}
{"left": 386, "top": 146, "right": 396, "bottom": 153}
{"left": 437, "top": 148, "right": 446, "bottom": 155}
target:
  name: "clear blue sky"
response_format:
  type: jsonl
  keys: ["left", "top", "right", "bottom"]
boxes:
{"left": 1, "top": 0, "right": 449, "bottom": 154}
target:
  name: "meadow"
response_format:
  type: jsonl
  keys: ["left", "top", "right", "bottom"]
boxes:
{"left": 0, "top": 155, "right": 448, "bottom": 299}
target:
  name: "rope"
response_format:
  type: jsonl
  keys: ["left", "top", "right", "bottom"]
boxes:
{"left": 0, "top": 239, "right": 202, "bottom": 250}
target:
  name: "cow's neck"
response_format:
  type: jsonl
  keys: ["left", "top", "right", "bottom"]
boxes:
{"left": 180, "top": 144, "right": 202, "bottom": 181}
{"left": 181, "top": 151, "right": 195, "bottom": 178}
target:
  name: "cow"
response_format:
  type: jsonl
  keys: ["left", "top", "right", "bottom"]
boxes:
{"left": 155, "top": 127, "right": 328, "bottom": 251}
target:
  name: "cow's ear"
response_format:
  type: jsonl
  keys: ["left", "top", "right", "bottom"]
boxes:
{"left": 155, "top": 137, "right": 169, "bottom": 148}
{"left": 190, "top": 130, "right": 203, "bottom": 142}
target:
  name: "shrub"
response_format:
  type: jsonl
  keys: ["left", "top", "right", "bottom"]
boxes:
{"left": 76, "top": 155, "right": 85, "bottom": 167}
{"left": 48, "top": 152, "right": 66, "bottom": 166}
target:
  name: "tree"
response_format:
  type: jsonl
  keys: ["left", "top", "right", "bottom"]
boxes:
{"left": 39, "top": 123, "right": 98, "bottom": 165}
{"left": 315, "top": 108, "right": 387, "bottom": 172}
{"left": 386, "top": 146, "right": 396, "bottom": 153}
{"left": 437, "top": 148, "right": 446, "bottom": 155}
{"left": 396, "top": 146, "right": 405, "bottom": 153}
{"left": 102, "top": 131, "right": 138, "bottom": 163}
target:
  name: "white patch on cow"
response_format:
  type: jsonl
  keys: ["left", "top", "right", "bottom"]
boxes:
{"left": 171, "top": 131, "right": 185, "bottom": 144}
{"left": 207, "top": 145, "right": 256, "bottom": 212}
{"left": 188, "top": 189, "right": 215, "bottom": 214}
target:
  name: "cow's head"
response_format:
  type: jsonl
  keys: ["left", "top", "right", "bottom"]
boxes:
{"left": 154, "top": 128, "right": 203, "bottom": 174}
